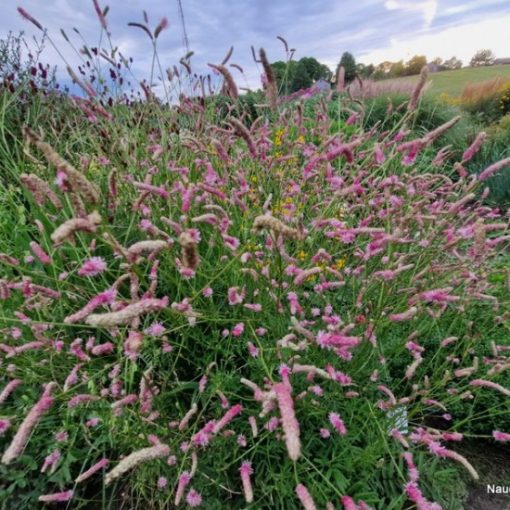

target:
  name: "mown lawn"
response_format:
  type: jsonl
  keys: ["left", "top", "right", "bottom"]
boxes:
{"left": 382, "top": 65, "right": 510, "bottom": 97}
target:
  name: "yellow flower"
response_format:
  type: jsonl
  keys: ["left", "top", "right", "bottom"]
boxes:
{"left": 297, "top": 135, "right": 305, "bottom": 144}
{"left": 250, "top": 176, "right": 258, "bottom": 184}
{"left": 334, "top": 258, "right": 346, "bottom": 270}
{"left": 274, "top": 128, "right": 285, "bottom": 147}
{"left": 297, "top": 250, "right": 307, "bottom": 261}
{"left": 88, "top": 160, "right": 100, "bottom": 176}
{"left": 337, "top": 207, "right": 347, "bottom": 220}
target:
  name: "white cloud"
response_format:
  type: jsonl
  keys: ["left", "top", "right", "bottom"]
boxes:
{"left": 385, "top": 0, "right": 438, "bottom": 27}
{"left": 359, "top": 14, "right": 510, "bottom": 65}
{"left": 3, "top": 0, "right": 510, "bottom": 93}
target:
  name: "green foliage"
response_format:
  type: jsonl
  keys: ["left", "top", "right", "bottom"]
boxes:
{"left": 470, "top": 49, "right": 496, "bottom": 67}
{"left": 452, "top": 78, "right": 510, "bottom": 125}
{"left": 391, "top": 60, "right": 406, "bottom": 78}
{"left": 299, "top": 57, "right": 332, "bottom": 83}
{"left": 405, "top": 55, "right": 427, "bottom": 76}
{"left": 1, "top": 24, "right": 510, "bottom": 510}
{"left": 271, "top": 57, "right": 332, "bottom": 94}
{"left": 444, "top": 56, "right": 463, "bottom": 70}
{"left": 357, "top": 63, "right": 375, "bottom": 79}
{"left": 337, "top": 51, "right": 356, "bottom": 83}
{"left": 291, "top": 59, "right": 313, "bottom": 92}
{"left": 355, "top": 93, "right": 470, "bottom": 145}
{"left": 271, "top": 60, "right": 292, "bottom": 95}
{"left": 372, "top": 65, "right": 510, "bottom": 98}
{"left": 465, "top": 114, "right": 510, "bottom": 206}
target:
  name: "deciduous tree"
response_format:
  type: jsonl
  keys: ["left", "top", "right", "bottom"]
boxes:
{"left": 470, "top": 49, "right": 495, "bottom": 67}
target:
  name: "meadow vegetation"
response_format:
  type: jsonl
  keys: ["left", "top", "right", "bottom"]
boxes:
{"left": 1, "top": 5, "right": 510, "bottom": 510}
{"left": 382, "top": 65, "right": 510, "bottom": 98}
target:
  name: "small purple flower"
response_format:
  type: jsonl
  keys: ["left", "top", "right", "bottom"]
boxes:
{"left": 145, "top": 322, "right": 165, "bottom": 337}
{"left": 0, "top": 419, "right": 11, "bottom": 436}
{"left": 54, "top": 431, "right": 69, "bottom": 442}
{"left": 232, "top": 323, "right": 244, "bottom": 337}
{"left": 78, "top": 257, "right": 107, "bottom": 277}
{"left": 320, "top": 428, "right": 331, "bottom": 439}
{"left": 247, "top": 342, "right": 259, "bottom": 358}
{"left": 186, "top": 489, "right": 202, "bottom": 507}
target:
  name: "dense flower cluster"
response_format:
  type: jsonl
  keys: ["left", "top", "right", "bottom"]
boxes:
{"left": 1, "top": 4, "right": 510, "bottom": 509}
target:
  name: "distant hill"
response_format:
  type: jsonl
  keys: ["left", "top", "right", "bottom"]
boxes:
{"left": 378, "top": 65, "right": 510, "bottom": 97}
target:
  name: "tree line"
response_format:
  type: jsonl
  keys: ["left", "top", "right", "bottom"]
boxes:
{"left": 270, "top": 49, "right": 502, "bottom": 94}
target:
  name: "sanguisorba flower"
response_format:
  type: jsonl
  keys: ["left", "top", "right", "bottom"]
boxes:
{"left": 29, "top": 241, "right": 52, "bottom": 264}
{"left": 75, "top": 458, "right": 109, "bottom": 483}
{"left": 157, "top": 476, "right": 168, "bottom": 489}
{"left": 2, "top": 383, "right": 55, "bottom": 465}
{"left": 104, "top": 444, "right": 170, "bottom": 485}
{"left": 0, "top": 419, "right": 11, "bottom": 436}
{"left": 78, "top": 256, "right": 107, "bottom": 277}
{"left": 38, "top": 490, "right": 74, "bottom": 503}
{"left": 493, "top": 431, "right": 510, "bottom": 442}
{"left": 240, "top": 461, "right": 254, "bottom": 503}
{"left": 329, "top": 412, "right": 347, "bottom": 436}
{"left": 186, "top": 488, "right": 202, "bottom": 507}
{"left": 174, "top": 471, "right": 191, "bottom": 505}
{"left": 274, "top": 382, "right": 301, "bottom": 461}
{"left": 295, "top": 484, "right": 317, "bottom": 510}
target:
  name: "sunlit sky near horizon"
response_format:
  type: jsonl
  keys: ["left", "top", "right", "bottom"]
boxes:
{"left": 2, "top": 0, "right": 510, "bottom": 90}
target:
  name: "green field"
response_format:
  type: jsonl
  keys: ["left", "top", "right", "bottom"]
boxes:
{"left": 385, "top": 64, "right": 510, "bottom": 97}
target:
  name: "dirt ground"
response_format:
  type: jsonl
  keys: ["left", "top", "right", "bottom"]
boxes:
{"left": 466, "top": 487, "right": 510, "bottom": 510}
{"left": 459, "top": 441, "right": 510, "bottom": 510}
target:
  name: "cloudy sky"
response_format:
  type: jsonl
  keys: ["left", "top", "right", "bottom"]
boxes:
{"left": 3, "top": 0, "right": 510, "bottom": 91}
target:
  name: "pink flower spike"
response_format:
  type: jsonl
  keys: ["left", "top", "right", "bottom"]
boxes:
{"left": 75, "top": 458, "right": 109, "bottom": 483}
{"left": 0, "top": 419, "right": 11, "bottom": 436}
{"left": 186, "top": 488, "right": 202, "bottom": 507}
{"left": 29, "top": 241, "right": 51, "bottom": 264}
{"left": 54, "top": 431, "right": 68, "bottom": 442}
{"left": 2, "top": 383, "right": 55, "bottom": 464}
{"left": 329, "top": 412, "right": 347, "bottom": 436}
{"left": 38, "top": 490, "right": 73, "bottom": 503}
{"left": 174, "top": 471, "right": 191, "bottom": 506}
{"left": 232, "top": 322, "right": 245, "bottom": 337}
{"left": 493, "top": 431, "right": 510, "bottom": 442}
{"left": 0, "top": 379, "right": 22, "bottom": 405}
{"left": 320, "top": 428, "right": 331, "bottom": 438}
{"left": 157, "top": 476, "right": 168, "bottom": 489}
{"left": 240, "top": 461, "right": 254, "bottom": 503}
{"left": 17, "top": 7, "right": 43, "bottom": 31}
{"left": 341, "top": 495, "right": 359, "bottom": 510}
{"left": 247, "top": 342, "right": 259, "bottom": 358}
{"left": 145, "top": 322, "right": 165, "bottom": 337}
{"left": 212, "top": 404, "right": 243, "bottom": 434}
{"left": 92, "top": 0, "right": 108, "bottom": 30}
{"left": 273, "top": 383, "right": 301, "bottom": 461}
{"left": 41, "top": 449, "right": 61, "bottom": 474}
{"left": 78, "top": 256, "right": 107, "bottom": 277}
{"left": 295, "top": 483, "right": 317, "bottom": 510}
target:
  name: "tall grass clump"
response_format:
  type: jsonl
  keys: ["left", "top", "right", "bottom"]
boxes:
{"left": 347, "top": 77, "right": 418, "bottom": 100}
{"left": 1, "top": 4, "right": 510, "bottom": 509}
{"left": 447, "top": 77, "right": 510, "bottom": 125}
